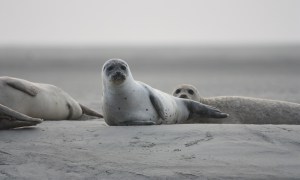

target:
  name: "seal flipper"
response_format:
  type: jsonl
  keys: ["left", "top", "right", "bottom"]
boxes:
{"left": 185, "top": 99, "right": 228, "bottom": 119}
{"left": 143, "top": 85, "right": 166, "bottom": 120}
{"left": 79, "top": 104, "right": 103, "bottom": 118}
{"left": 149, "top": 94, "right": 166, "bottom": 120}
{"left": 5, "top": 77, "right": 39, "bottom": 96}
{"left": 0, "top": 104, "right": 43, "bottom": 130}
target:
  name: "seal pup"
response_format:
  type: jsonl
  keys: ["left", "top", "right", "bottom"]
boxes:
{"left": 0, "top": 104, "right": 42, "bottom": 130}
{"left": 172, "top": 84, "right": 300, "bottom": 124}
{"left": 0, "top": 76, "right": 103, "bottom": 121}
{"left": 101, "top": 59, "right": 228, "bottom": 126}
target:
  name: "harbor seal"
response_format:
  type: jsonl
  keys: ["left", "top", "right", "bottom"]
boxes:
{"left": 0, "top": 104, "right": 42, "bottom": 130}
{"left": 0, "top": 76, "right": 103, "bottom": 123}
{"left": 101, "top": 59, "right": 228, "bottom": 126}
{"left": 172, "top": 84, "right": 300, "bottom": 124}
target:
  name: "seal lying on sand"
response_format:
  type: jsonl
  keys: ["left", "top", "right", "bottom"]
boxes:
{"left": 0, "top": 76, "right": 103, "bottom": 129}
{"left": 101, "top": 59, "right": 228, "bottom": 126}
{"left": 172, "top": 84, "right": 300, "bottom": 124}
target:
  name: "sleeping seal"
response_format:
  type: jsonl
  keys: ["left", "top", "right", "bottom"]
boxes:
{"left": 0, "top": 76, "right": 103, "bottom": 124}
{"left": 101, "top": 59, "right": 228, "bottom": 126}
{"left": 172, "top": 84, "right": 300, "bottom": 124}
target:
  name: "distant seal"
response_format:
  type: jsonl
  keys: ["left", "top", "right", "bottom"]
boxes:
{"left": 0, "top": 76, "right": 103, "bottom": 124}
{"left": 101, "top": 59, "right": 228, "bottom": 126}
{"left": 0, "top": 104, "right": 42, "bottom": 130}
{"left": 172, "top": 84, "right": 300, "bottom": 124}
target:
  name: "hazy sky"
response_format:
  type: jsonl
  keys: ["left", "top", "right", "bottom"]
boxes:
{"left": 0, "top": 0, "right": 299, "bottom": 46}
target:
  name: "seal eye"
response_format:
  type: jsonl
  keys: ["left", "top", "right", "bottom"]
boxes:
{"left": 188, "top": 89, "right": 194, "bottom": 95}
{"left": 175, "top": 89, "right": 181, "bottom": 94}
{"left": 121, "top": 65, "right": 126, "bottom": 70}
{"left": 107, "top": 66, "right": 114, "bottom": 71}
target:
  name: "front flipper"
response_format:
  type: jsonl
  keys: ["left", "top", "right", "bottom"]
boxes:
{"left": 5, "top": 77, "right": 39, "bottom": 96}
{"left": 143, "top": 85, "right": 166, "bottom": 120}
{"left": 0, "top": 104, "right": 43, "bottom": 130}
{"left": 185, "top": 100, "right": 228, "bottom": 118}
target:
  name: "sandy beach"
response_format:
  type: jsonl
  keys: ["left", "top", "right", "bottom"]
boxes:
{"left": 1, "top": 121, "right": 300, "bottom": 179}
{"left": 1, "top": 46, "right": 300, "bottom": 179}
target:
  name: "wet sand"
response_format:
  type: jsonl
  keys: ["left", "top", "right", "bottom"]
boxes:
{"left": 1, "top": 46, "right": 300, "bottom": 179}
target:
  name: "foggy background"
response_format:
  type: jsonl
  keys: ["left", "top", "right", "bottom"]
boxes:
{"left": 0, "top": 0, "right": 300, "bottom": 110}
{"left": 0, "top": 0, "right": 300, "bottom": 45}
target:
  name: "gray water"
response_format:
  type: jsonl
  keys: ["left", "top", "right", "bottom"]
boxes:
{"left": 1, "top": 45, "right": 300, "bottom": 111}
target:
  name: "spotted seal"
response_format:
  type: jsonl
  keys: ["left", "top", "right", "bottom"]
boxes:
{"left": 101, "top": 59, "right": 228, "bottom": 126}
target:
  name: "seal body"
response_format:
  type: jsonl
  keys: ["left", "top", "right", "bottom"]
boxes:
{"left": 0, "top": 76, "right": 102, "bottom": 120}
{"left": 101, "top": 59, "right": 228, "bottom": 126}
{"left": 172, "top": 84, "right": 300, "bottom": 124}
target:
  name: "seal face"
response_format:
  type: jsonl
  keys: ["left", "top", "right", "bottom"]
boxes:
{"left": 103, "top": 59, "right": 129, "bottom": 85}
{"left": 101, "top": 59, "right": 228, "bottom": 126}
{"left": 172, "top": 84, "right": 200, "bottom": 101}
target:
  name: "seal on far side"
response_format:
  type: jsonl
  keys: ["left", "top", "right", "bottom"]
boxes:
{"left": 101, "top": 59, "right": 228, "bottom": 126}
{"left": 172, "top": 84, "right": 300, "bottom": 124}
{"left": 0, "top": 76, "right": 103, "bottom": 122}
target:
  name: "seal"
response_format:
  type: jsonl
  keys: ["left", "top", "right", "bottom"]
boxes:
{"left": 172, "top": 84, "right": 300, "bottom": 124}
{"left": 101, "top": 59, "right": 228, "bottom": 126}
{"left": 0, "top": 76, "right": 103, "bottom": 123}
{"left": 0, "top": 104, "right": 42, "bottom": 130}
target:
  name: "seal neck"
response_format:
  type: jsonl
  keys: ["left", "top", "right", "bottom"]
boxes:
{"left": 103, "top": 75, "right": 136, "bottom": 95}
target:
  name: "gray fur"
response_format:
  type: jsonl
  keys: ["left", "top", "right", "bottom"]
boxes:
{"left": 143, "top": 84, "right": 166, "bottom": 120}
{"left": 5, "top": 77, "right": 39, "bottom": 96}
{"left": 172, "top": 84, "right": 300, "bottom": 124}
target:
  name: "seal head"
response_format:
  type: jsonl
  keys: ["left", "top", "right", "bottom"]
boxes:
{"left": 103, "top": 59, "right": 129, "bottom": 85}
{"left": 173, "top": 84, "right": 201, "bottom": 101}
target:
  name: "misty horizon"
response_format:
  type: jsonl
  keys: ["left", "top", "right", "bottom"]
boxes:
{"left": 0, "top": 0, "right": 299, "bottom": 46}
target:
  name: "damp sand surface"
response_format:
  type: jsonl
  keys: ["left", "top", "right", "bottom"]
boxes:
{"left": 1, "top": 122, "right": 300, "bottom": 179}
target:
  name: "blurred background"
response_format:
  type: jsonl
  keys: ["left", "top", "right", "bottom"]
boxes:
{"left": 0, "top": 0, "right": 300, "bottom": 111}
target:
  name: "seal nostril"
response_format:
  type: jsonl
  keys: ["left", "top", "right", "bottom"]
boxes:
{"left": 179, "top": 94, "right": 188, "bottom": 99}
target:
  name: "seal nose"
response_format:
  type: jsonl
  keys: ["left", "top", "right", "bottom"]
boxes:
{"left": 179, "top": 94, "right": 188, "bottom": 99}
{"left": 116, "top": 71, "right": 121, "bottom": 76}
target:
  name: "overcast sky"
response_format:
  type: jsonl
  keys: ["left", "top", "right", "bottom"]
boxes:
{"left": 0, "top": 0, "right": 299, "bottom": 46}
